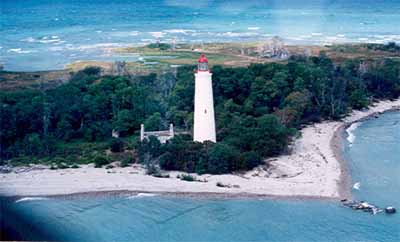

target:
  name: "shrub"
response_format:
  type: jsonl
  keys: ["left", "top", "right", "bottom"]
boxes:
{"left": 70, "top": 164, "right": 80, "bottom": 169}
{"left": 180, "top": 174, "right": 196, "bottom": 182}
{"left": 208, "top": 143, "right": 238, "bottom": 174}
{"left": 216, "top": 182, "right": 226, "bottom": 187}
{"left": 240, "top": 151, "right": 263, "bottom": 170}
{"left": 147, "top": 43, "right": 171, "bottom": 50}
{"left": 153, "top": 173, "right": 170, "bottom": 178}
{"left": 57, "top": 163, "right": 69, "bottom": 169}
{"left": 105, "top": 164, "right": 114, "bottom": 169}
{"left": 146, "top": 163, "right": 161, "bottom": 176}
{"left": 94, "top": 155, "right": 110, "bottom": 168}
{"left": 110, "top": 138, "right": 124, "bottom": 153}
{"left": 120, "top": 157, "right": 134, "bottom": 167}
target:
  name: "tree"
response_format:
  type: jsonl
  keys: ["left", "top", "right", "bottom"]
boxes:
{"left": 144, "top": 112, "right": 163, "bottom": 131}
{"left": 112, "top": 109, "right": 136, "bottom": 136}
{"left": 250, "top": 114, "right": 292, "bottom": 157}
{"left": 349, "top": 89, "right": 369, "bottom": 110}
{"left": 276, "top": 90, "right": 311, "bottom": 126}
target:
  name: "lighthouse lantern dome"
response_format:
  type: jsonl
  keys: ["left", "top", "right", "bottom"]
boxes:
{"left": 198, "top": 54, "right": 209, "bottom": 72}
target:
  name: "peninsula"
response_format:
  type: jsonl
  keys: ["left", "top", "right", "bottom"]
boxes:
{"left": 1, "top": 42, "right": 400, "bottom": 199}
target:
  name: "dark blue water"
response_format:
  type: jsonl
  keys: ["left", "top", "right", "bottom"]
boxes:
{"left": 1, "top": 0, "right": 400, "bottom": 71}
{"left": 6, "top": 112, "right": 399, "bottom": 241}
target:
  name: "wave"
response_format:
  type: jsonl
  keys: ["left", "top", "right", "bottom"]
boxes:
{"left": 39, "top": 39, "right": 61, "bottom": 44}
{"left": 311, "top": 32, "right": 323, "bottom": 36}
{"left": 22, "top": 36, "right": 63, "bottom": 44}
{"left": 217, "top": 32, "right": 259, "bottom": 37}
{"left": 353, "top": 182, "right": 361, "bottom": 190}
{"left": 66, "top": 43, "right": 127, "bottom": 51}
{"left": 358, "top": 37, "right": 369, "bottom": 42}
{"left": 109, "top": 31, "right": 140, "bottom": 37}
{"left": 7, "top": 48, "right": 36, "bottom": 54}
{"left": 15, "top": 197, "right": 49, "bottom": 203}
{"left": 346, "top": 122, "right": 361, "bottom": 145}
{"left": 22, "top": 37, "right": 36, "bottom": 43}
{"left": 148, "top": 32, "right": 165, "bottom": 38}
{"left": 127, "top": 193, "right": 158, "bottom": 199}
{"left": 247, "top": 27, "right": 260, "bottom": 30}
{"left": 164, "top": 29, "right": 195, "bottom": 34}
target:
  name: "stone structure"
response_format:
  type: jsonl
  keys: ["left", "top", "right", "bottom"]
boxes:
{"left": 140, "top": 123, "right": 174, "bottom": 144}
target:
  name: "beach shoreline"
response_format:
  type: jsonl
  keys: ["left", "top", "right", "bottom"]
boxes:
{"left": 1, "top": 99, "right": 399, "bottom": 200}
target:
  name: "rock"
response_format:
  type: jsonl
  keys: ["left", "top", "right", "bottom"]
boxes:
{"left": 0, "top": 165, "right": 12, "bottom": 174}
{"left": 385, "top": 207, "right": 396, "bottom": 214}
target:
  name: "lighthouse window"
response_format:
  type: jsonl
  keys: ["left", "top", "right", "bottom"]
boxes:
{"left": 198, "top": 62, "right": 208, "bottom": 71}
{"left": 204, "top": 109, "right": 207, "bottom": 114}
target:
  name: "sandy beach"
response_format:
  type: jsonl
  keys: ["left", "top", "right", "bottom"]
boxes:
{"left": 1, "top": 99, "right": 399, "bottom": 199}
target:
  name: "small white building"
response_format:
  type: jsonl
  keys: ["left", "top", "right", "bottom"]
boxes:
{"left": 140, "top": 123, "right": 174, "bottom": 144}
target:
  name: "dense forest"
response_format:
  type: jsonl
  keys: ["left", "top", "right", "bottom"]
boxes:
{"left": 1, "top": 53, "right": 399, "bottom": 174}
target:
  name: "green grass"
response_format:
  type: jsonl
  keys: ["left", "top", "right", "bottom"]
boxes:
{"left": 115, "top": 43, "right": 248, "bottom": 68}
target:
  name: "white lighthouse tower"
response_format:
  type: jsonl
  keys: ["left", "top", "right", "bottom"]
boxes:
{"left": 193, "top": 54, "right": 216, "bottom": 143}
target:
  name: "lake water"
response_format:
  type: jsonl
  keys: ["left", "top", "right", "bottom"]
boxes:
{"left": 3, "top": 111, "right": 399, "bottom": 241}
{"left": 1, "top": 0, "right": 400, "bottom": 71}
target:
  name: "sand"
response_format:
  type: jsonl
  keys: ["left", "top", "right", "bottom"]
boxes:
{"left": 1, "top": 99, "right": 399, "bottom": 199}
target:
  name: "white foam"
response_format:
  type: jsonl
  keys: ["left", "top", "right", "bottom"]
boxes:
{"left": 49, "top": 46, "right": 64, "bottom": 51}
{"left": 358, "top": 37, "right": 369, "bottom": 42}
{"left": 149, "top": 31, "right": 165, "bottom": 38}
{"left": 67, "top": 43, "right": 125, "bottom": 51}
{"left": 299, "top": 35, "right": 312, "bottom": 39}
{"left": 288, "top": 37, "right": 305, "bottom": 41}
{"left": 346, "top": 122, "right": 361, "bottom": 145}
{"left": 164, "top": 29, "right": 194, "bottom": 34}
{"left": 15, "top": 197, "right": 49, "bottom": 203}
{"left": 353, "top": 182, "right": 361, "bottom": 190}
{"left": 22, "top": 37, "right": 36, "bottom": 43}
{"left": 311, "top": 32, "right": 323, "bottom": 36}
{"left": 7, "top": 48, "right": 35, "bottom": 54}
{"left": 127, "top": 193, "right": 158, "bottom": 199}
{"left": 128, "top": 31, "right": 140, "bottom": 36}
{"left": 218, "top": 32, "right": 258, "bottom": 37}
{"left": 110, "top": 31, "right": 140, "bottom": 37}
{"left": 39, "top": 39, "right": 61, "bottom": 44}
{"left": 247, "top": 27, "right": 260, "bottom": 30}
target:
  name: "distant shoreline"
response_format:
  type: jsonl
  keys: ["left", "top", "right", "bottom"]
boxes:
{"left": 1, "top": 99, "right": 399, "bottom": 200}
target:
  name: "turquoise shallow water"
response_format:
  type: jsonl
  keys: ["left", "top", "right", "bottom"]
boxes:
{"left": 1, "top": 0, "right": 400, "bottom": 71}
{"left": 3, "top": 111, "right": 399, "bottom": 241}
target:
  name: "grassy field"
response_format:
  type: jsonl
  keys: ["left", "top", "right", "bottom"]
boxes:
{"left": 1, "top": 41, "right": 399, "bottom": 90}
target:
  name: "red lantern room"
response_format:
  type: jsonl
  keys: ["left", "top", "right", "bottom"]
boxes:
{"left": 198, "top": 54, "right": 209, "bottom": 72}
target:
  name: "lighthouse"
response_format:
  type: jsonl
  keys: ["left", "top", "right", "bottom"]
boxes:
{"left": 193, "top": 54, "right": 216, "bottom": 143}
